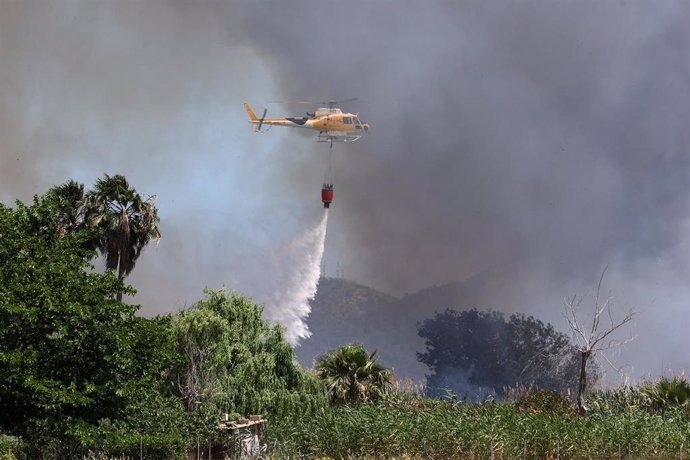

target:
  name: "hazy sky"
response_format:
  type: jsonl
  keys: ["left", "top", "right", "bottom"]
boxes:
{"left": 1, "top": 0, "right": 689, "bottom": 379}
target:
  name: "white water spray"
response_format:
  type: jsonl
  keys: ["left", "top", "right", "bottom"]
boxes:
{"left": 263, "top": 210, "right": 329, "bottom": 344}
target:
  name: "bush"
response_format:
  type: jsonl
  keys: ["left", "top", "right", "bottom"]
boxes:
{"left": 640, "top": 376, "right": 690, "bottom": 412}
{"left": 0, "top": 434, "right": 24, "bottom": 460}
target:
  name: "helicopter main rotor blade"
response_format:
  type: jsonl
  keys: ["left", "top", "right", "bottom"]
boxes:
{"left": 268, "top": 98, "right": 360, "bottom": 107}
{"left": 319, "top": 97, "right": 359, "bottom": 107}
{"left": 266, "top": 100, "right": 312, "bottom": 104}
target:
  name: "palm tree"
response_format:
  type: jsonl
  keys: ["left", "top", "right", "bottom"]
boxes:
{"left": 44, "top": 180, "right": 103, "bottom": 256}
{"left": 45, "top": 180, "right": 88, "bottom": 236}
{"left": 315, "top": 343, "right": 394, "bottom": 403}
{"left": 86, "top": 174, "right": 160, "bottom": 301}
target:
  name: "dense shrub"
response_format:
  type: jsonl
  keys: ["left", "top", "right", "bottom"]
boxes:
{"left": 640, "top": 376, "right": 690, "bottom": 412}
{"left": 0, "top": 434, "right": 24, "bottom": 460}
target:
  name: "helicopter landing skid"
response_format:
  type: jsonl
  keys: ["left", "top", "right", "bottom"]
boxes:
{"left": 317, "top": 133, "right": 362, "bottom": 143}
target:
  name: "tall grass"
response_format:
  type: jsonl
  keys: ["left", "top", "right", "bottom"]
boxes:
{"left": 268, "top": 389, "right": 690, "bottom": 459}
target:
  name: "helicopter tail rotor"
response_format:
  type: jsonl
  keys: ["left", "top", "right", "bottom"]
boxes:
{"left": 244, "top": 102, "right": 267, "bottom": 133}
{"left": 257, "top": 108, "right": 268, "bottom": 132}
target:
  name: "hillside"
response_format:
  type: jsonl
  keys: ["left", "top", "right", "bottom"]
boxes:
{"left": 298, "top": 277, "right": 490, "bottom": 381}
{"left": 296, "top": 277, "right": 397, "bottom": 369}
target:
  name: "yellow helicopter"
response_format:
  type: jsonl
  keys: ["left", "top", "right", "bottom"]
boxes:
{"left": 243, "top": 98, "right": 370, "bottom": 143}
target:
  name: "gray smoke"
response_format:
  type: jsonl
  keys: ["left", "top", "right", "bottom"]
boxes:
{"left": 1, "top": 1, "right": 689, "bottom": 378}
{"left": 241, "top": 1, "right": 690, "bottom": 379}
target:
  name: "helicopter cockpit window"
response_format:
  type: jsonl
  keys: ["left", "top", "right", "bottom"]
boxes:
{"left": 354, "top": 118, "right": 362, "bottom": 128}
{"left": 343, "top": 117, "right": 353, "bottom": 124}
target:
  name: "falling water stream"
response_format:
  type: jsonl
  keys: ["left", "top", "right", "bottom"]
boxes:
{"left": 264, "top": 210, "right": 329, "bottom": 344}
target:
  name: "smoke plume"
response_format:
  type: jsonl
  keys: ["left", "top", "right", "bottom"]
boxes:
{"left": 240, "top": 1, "right": 690, "bottom": 379}
{"left": 1, "top": 1, "right": 689, "bottom": 378}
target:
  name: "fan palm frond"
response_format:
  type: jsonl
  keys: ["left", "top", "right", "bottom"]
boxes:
{"left": 86, "top": 174, "right": 161, "bottom": 300}
{"left": 315, "top": 343, "right": 393, "bottom": 403}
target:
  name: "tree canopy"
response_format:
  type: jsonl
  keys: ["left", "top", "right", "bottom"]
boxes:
{"left": 40, "top": 175, "right": 161, "bottom": 302}
{"left": 170, "top": 289, "right": 326, "bottom": 418}
{"left": 417, "top": 309, "right": 594, "bottom": 398}
{"left": 0, "top": 193, "right": 139, "bottom": 453}
{"left": 86, "top": 174, "right": 160, "bottom": 300}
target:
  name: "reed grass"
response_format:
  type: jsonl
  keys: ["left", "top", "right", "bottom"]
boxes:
{"left": 267, "top": 389, "right": 690, "bottom": 459}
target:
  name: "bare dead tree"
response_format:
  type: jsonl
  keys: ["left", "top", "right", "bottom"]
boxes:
{"left": 563, "top": 268, "right": 636, "bottom": 414}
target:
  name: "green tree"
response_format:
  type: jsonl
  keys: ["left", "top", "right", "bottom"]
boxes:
{"left": 0, "top": 193, "right": 139, "bottom": 456}
{"left": 86, "top": 174, "right": 160, "bottom": 301}
{"left": 92, "top": 315, "right": 190, "bottom": 460}
{"left": 315, "top": 343, "right": 394, "bottom": 404}
{"left": 418, "top": 309, "right": 590, "bottom": 398}
{"left": 44, "top": 180, "right": 89, "bottom": 236}
{"left": 171, "top": 289, "right": 326, "bottom": 424}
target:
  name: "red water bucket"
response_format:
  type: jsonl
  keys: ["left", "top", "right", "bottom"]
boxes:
{"left": 321, "top": 185, "right": 334, "bottom": 208}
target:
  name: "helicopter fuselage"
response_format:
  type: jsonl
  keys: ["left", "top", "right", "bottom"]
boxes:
{"left": 244, "top": 102, "right": 369, "bottom": 141}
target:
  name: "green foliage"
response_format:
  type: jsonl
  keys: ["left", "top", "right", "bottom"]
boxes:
{"left": 44, "top": 180, "right": 91, "bottom": 239}
{"left": 585, "top": 385, "right": 648, "bottom": 415}
{"left": 417, "top": 309, "right": 593, "bottom": 398}
{"left": 170, "top": 289, "right": 327, "bottom": 429}
{"left": 40, "top": 175, "right": 160, "bottom": 301}
{"left": 514, "top": 389, "right": 574, "bottom": 416}
{"left": 315, "top": 343, "right": 394, "bottom": 404}
{"left": 0, "top": 434, "right": 24, "bottom": 460}
{"left": 85, "top": 174, "right": 160, "bottom": 301}
{"left": 89, "top": 426, "right": 187, "bottom": 460}
{"left": 640, "top": 376, "right": 690, "bottom": 412}
{"left": 0, "top": 180, "right": 328, "bottom": 458}
{"left": 0, "top": 196, "right": 137, "bottom": 451}
{"left": 268, "top": 391, "right": 690, "bottom": 459}
{"left": 0, "top": 188, "right": 179, "bottom": 459}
